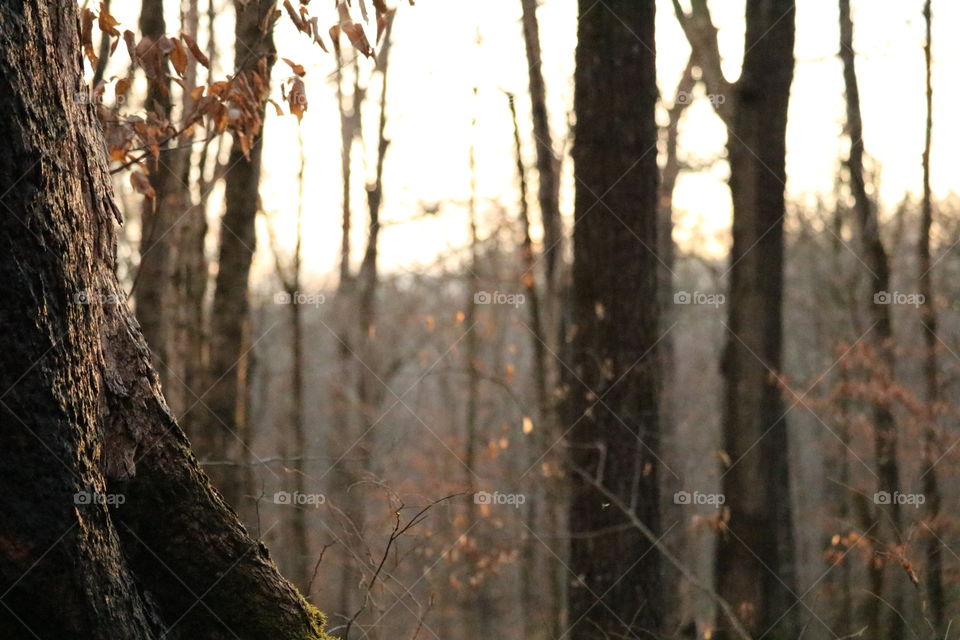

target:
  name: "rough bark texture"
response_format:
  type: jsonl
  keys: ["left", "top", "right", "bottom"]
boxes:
{"left": 715, "top": 2, "right": 797, "bottom": 638}
{"left": 197, "top": 0, "right": 277, "bottom": 515}
{"left": 567, "top": 1, "right": 662, "bottom": 637}
{"left": 838, "top": 3, "right": 904, "bottom": 638}
{"left": 0, "top": 2, "right": 327, "bottom": 638}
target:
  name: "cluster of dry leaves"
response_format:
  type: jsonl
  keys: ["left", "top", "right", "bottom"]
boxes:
{"left": 78, "top": 0, "right": 401, "bottom": 198}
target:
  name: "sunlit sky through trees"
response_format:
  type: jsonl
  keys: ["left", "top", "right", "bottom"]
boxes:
{"left": 102, "top": 0, "right": 959, "bottom": 281}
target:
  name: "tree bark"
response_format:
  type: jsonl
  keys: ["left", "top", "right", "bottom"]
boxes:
{"left": 566, "top": 1, "right": 662, "bottom": 637}
{"left": 715, "top": 2, "right": 797, "bottom": 638}
{"left": 0, "top": 2, "right": 327, "bottom": 638}
{"left": 197, "top": 0, "right": 278, "bottom": 515}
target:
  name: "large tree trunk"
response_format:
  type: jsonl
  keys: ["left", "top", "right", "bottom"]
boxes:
{"left": 0, "top": 3, "right": 327, "bottom": 638}
{"left": 838, "top": 3, "right": 904, "bottom": 638}
{"left": 716, "top": 2, "right": 797, "bottom": 638}
{"left": 566, "top": 1, "right": 662, "bottom": 637}
{"left": 197, "top": 0, "right": 277, "bottom": 515}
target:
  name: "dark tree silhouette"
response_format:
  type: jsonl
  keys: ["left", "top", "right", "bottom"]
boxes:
{"left": 566, "top": 1, "right": 662, "bottom": 637}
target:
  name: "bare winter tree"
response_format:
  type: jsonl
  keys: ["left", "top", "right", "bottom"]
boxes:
{"left": 566, "top": 1, "right": 662, "bottom": 637}
{"left": 196, "top": 0, "right": 279, "bottom": 515}
{"left": 671, "top": 1, "right": 798, "bottom": 637}
{"left": 917, "top": 0, "right": 945, "bottom": 633}
{"left": 838, "top": 2, "right": 906, "bottom": 637}
{"left": 0, "top": 2, "right": 328, "bottom": 638}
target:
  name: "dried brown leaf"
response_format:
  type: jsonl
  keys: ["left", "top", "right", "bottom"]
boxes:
{"left": 282, "top": 57, "right": 306, "bottom": 77}
{"left": 181, "top": 33, "right": 210, "bottom": 68}
{"left": 170, "top": 38, "right": 188, "bottom": 77}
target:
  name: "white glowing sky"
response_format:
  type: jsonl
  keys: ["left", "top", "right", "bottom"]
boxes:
{"left": 99, "top": 0, "right": 960, "bottom": 280}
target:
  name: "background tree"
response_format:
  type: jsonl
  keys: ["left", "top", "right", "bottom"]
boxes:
{"left": 197, "top": 0, "right": 279, "bottom": 517}
{"left": 671, "top": 1, "right": 798, "bottom": 637}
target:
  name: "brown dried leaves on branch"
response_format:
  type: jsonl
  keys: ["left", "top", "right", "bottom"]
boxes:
{"left": 86, "top": 0, "right": 408, "bottom": 183}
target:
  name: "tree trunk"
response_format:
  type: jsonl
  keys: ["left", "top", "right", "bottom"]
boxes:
{"left": 198, "top": 0, "right": 277, "bottom": 515}
{"left": 136, "top": 0, "right": 189, "bottom": 415}
{"left": 173, "top": 0, "right": 211, "bottom": 426}
{"left": 715, "top": 2, "right": 797, "bottom": 638}
{"left": 566, "top": 1, "right": 661, "bottom": 637}
{"left": 519, "top": 0, "right": 562, "bottom": 298}
{"left": 918, "top": 0, "right": 944, "bottom": 633}
{"left": 518, "top": 5, "right": 567, "bottom": 633}
{"left": 0, "top": 3, "right": 326, "bottom": 638}
{"left": 838, "top": 3, "right": 903, "bottom": 638}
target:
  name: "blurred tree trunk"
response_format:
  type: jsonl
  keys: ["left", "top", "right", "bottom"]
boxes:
{"left": 461, "top": 87, "right": 486, "bottom": 639}
{"left": 136, "top": 0, "right": 188, "bottom": 415}
{"left": 0, "top": 3, "right": 327, "bottom": 638}
{"left": 918, "top": 0, "right": 944, "bottom": 633}
{"left": 659, "top": 57, "right": 694, "bottom": 634}
{"left": 507, "top": 91, "right": 550, "bottom": 640}
{"left": 519, "top": 0, "right": 562, "bottom": 300}
{"left": 173, "top": 0, "right": 210, "bottom": 427}
{"left": 518, "top": 4, "right": 566, "bottom": 633}
{"left": 566, "top": 1, "right": 662, "bottom": 637}
{"left": 839, "top": 3, "right": 903, "bottom": 638}
{"left": 716, "top": 3, "right": 797, "bottom": 637}
{"left": 326, "top": 45, "right": 369, "bottom": 632}
{"left": 199, "top": 0, "right": 277, "bottom": 516}
{"left": 672, "top": 1, "right": 797, "bottom": 635}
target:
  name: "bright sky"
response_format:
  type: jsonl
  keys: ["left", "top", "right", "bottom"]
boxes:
{"left": 101, "top": 0, "right": 959, "bottom": 278}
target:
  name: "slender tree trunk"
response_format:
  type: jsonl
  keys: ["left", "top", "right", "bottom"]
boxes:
{"left": 918, "top": 0, "right": 944, "bottom": 633}
{"left": 328, "top": 49, "right": 363, "bottom": 631}
{"left": 508, "top": 92, "right": 550, "bottom": 640}
{"left": 715, "top": 2, "right": 797, "bottom": 638}
{"left": 461, "top": 87, "right": 486, "bottom": 639}
{"left": 281, "top": 134, "right": 310, "bottom": 593}
{"left": 838, "top": 4, "right": 903, "bottom": 638}
{"left": 519, "top": 0, "right": 562, "bottom": 298}
{"left": 518, "top": 6, "right": 567, "bottom": 632}
{"left": 174, "top": 0, "right": 210, "bottom": 427}
{"left": 659, "top": 57, "right": 694, "bottom": 633}
{"left": 566, "top": 2, "right": 661, "bottom": 637}
{"left": 198, "top": 0, "right": 277, "bottom": 516}
{"left": 0, "top": 3, "right": 327, "bottom": 637}
{"left": 136, "top": 0, "right": 188, "bottom": 415}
